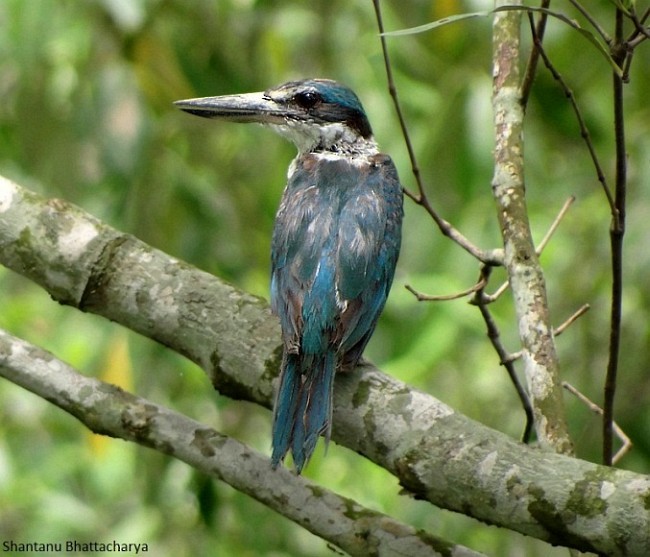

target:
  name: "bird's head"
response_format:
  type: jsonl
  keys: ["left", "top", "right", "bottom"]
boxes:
{"left": 175, "top": 79, "right": 375, "bottom": 154}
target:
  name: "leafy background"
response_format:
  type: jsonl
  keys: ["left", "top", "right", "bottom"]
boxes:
{"left": 1, "top": 0, "right": 649, "bottom": 555}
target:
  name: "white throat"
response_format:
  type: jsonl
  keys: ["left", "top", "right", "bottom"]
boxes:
{"left": 267, "top": 120, "right": 377, "bottom": 154}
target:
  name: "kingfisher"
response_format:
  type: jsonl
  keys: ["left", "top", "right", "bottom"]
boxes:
{"left": 175, "top": 79, "right": 403, "bottom": 473}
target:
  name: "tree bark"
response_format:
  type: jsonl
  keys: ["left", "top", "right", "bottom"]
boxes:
{"left": 0, "top": 328, "right": 481, "bottom": 557}
{"left": 1, "top": 175, "right": 649, "bottom": 556}
{"left": 492, "top": 1, "right": 573, "bottom": 456}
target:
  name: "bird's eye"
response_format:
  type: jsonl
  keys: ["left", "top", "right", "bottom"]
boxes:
{"left": 293, "top": 90, "right": 321, "bottom": 109}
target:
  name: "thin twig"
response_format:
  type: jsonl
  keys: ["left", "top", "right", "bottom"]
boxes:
{"left": 625, "top": 9, "right": 650, "bottom": 82}
{"left": 484, "top": 196, "right": 576, "bottom": 304}
{"left": 627, "top": 10, "right": 650, "bottom": 43}
{"left": 472, "top": 266, "right": 534, "bottom": 443}
{"left": 371, "top": 0, "right": 424, "bottom": 198}
{"left": 521, "top": 1, "right": 551, "bottom": 110}
{"left": 627, "top": 4, "right": 650, "bottom": 46}
{"left": 407, "top": 190, "right": 504, "bottom": 265}
{"left": 405, "top": 276, "right": 487, "bottom": 302}
{"left": 536, "top": 195, "right": 576, "bottom": 254}
{"left": 502, "top": 350, "right": 522, "bottom": 365}
{"left": 640, "top": 6, "right": 650, "bottom": 24}
{"left": 627, "top": 31, "right": 650, "bottom": 48}
{"left": 562, "top": 382, "right": 632, "bottom": 465}
{"left": 603, "top": 8, "right": 629, "bottom": 467}
{"left": 372, "top": 0, "right": 503, "bottom": 266}
{"left": 624, "top": 9, "right": 649, "bottom": 81}
{"left": 502, "top": 303, "right": 590, "bottom": 366}
{"left": 405, "top": 189, "right": 563, "bottom": 302}
{"left": 568, "top": 0, "right": 612, "bottom": 44}
{"left": 528, "top": 16, "right": 616, "bottom": 214}
{"left": 621, "top": 49, "right": 635, "bottom": 84}
{"left": 553, "top": 304, "right": 590, "bottom": 336}
{"left": 482, "top": 280, "right": 510, "bottom": 304}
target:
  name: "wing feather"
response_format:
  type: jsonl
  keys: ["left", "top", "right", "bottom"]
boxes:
{"left": 271, "top": 153, "right": 402, "bottom": 362}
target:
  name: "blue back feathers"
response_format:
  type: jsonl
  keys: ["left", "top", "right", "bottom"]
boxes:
{"left": 271, "top": 149, "right": 402, "bottom": 472}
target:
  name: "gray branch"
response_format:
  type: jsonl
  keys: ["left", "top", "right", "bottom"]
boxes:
{"left": 491, "top": 2, "right": 574, "bottom": 455}
{"left": 1, "top": 175, "right": 649, "bottom": 556}
{"left": 0, "top": 329, "right": 480, "bottom": 557}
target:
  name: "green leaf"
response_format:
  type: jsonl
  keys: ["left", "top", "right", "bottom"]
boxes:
{"left": 493, "top": 5, "right": 622, "bottom": 77}
{"left": 382, "top": 5, "right": 623, "bottom": 77}
{"left": 381, "top": 11, "right": 491, "bottom": 37}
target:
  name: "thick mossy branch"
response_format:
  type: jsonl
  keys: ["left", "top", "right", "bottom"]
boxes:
{"left": 1, "top": 176, "right": 649, "bottom": 555}
{"left": 0, "top": 329, "right": 478, "bottom": 557}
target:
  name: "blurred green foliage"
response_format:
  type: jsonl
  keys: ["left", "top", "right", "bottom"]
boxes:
{"left": 1, "top": 0, "right": 649, "bottom": 555}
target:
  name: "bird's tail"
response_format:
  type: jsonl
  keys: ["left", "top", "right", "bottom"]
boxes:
{"left": 271, "top": 350, "right": 336, "bottom": 473}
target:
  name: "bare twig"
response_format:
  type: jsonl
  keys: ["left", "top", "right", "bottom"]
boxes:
{"left": 521, "top": 0, "right": 551, "bottom": 110}
{"left": 371, "top": 0, "right": 424, "bottom": 198}
{"left": 402, "top": 190, "right": 569, "bottom": 305}
{"left": 372, "top": 0, "right": 503, "bottom": 266}
{"left": 409, "top": 192, "right": 504, "bottom": 265}
{"left": 472, "top": 266, "right": 534, "bottom": 443}
{"left": 626, "top": 5, "right": 650, "bottom": 64}
{"left": 627, "top": 9, "right": 650, "bottom": 44}
{"left": 528, "top": 14, "right": 616, "bottom": 213}
{"left": 563, "top": 382, "right": 632, "bottom": 465}
{"left": 568, "top": 0, "right": 612, "bottom": 44}
{"left": 405, "top": 277, "right": 487, "bottom": 302}
{"left": 603, "top": 8, "right": 629, "bottom": 467}
{"left": 483, "top": 196, "right": 576, "bottom": 304}
{"left": 536, "top": 195, "right": 576, "bottom": 254}
{"left": 481, "top": 280, "right": 510, "bottom": 304}
{"left": 502, "top": 303, "right": 590, "bottom": 365}
{"left": 553, "top": 304, "right": 590, "bottom": 336}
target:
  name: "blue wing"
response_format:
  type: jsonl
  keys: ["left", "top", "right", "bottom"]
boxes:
{"left": 270, "top": 152, "right": 402, "bottom": 470}
{"left": 271, "top": 153, "right": 402, "bottom": 358}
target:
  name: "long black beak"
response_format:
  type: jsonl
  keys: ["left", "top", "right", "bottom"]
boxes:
{"left": 174, "top": 92, "right": 290, "bottom": 124}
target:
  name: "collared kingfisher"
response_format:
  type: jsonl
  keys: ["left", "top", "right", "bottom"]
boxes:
{"left": 175, "top": 79, "right": 403, "bottom": 473}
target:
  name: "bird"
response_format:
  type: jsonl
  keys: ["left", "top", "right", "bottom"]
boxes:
{"left": 175, "top": 79, "right": 403, "bottom": 473}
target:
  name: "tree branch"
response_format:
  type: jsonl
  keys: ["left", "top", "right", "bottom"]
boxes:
{"left": 520, "top": 0, "right": 551, "bottom": 110}
{"left": 491, "top": 2, "right": 574, "bottom": 456}
{"left": 0, "top": 329, "right": 481, "bottom": 557}
{"left": 603, "top": 5, "right": 629, "bottom": 468}
{"left": 1, "top": 175, "right": 650, "bottom": 555}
